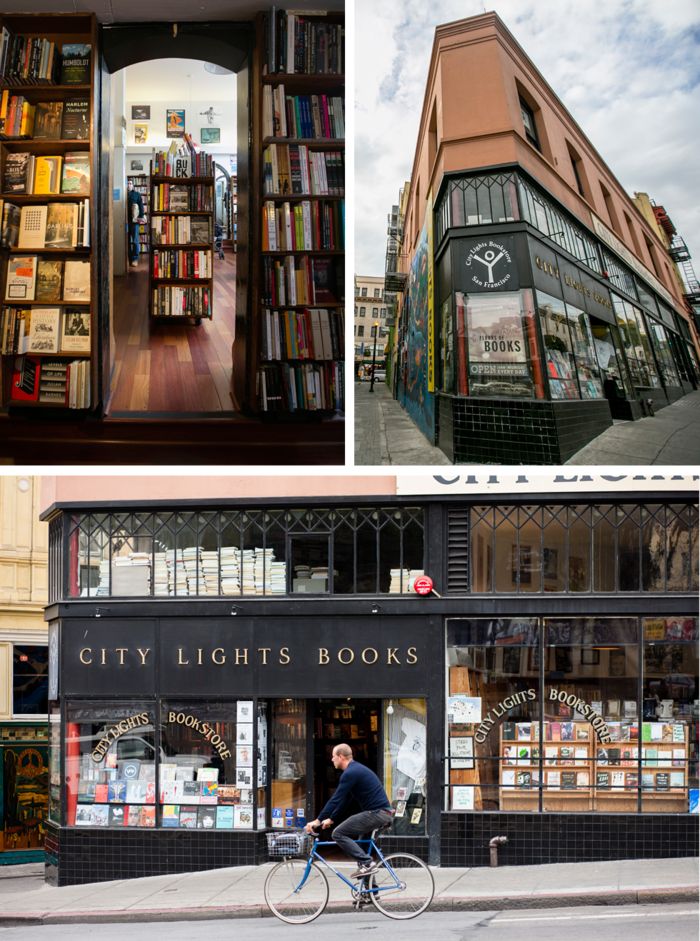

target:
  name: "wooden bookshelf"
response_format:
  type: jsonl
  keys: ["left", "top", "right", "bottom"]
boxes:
{"left": 126, "top": 172, "right": 149, "bottom": 256}
{"left": 148, "top": 173, "right": 214, "bottom": 324}
{"left": 0, "top": 11, "right": 96, "bottom": 411}
{"left": 251, "top": 8, "right": 345, "bottom": 416}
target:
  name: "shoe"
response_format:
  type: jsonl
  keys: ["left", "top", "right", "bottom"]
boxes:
{"left": 351, "top": 861, "right": 378, "bottom": 878}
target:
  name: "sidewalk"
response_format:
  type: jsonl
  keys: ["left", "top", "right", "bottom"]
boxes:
{"left": 0, "top": 857, "right": 696, "bottom": 925}
{"left": 355, "top": 380, "right": 700, "bottom": 466}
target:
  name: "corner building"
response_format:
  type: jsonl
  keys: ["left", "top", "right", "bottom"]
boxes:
{"left": 391, "top": 13, "right": 700, "bottom": 463}
{"left": 39, "top": 475, "right": 698, "bottom": 884}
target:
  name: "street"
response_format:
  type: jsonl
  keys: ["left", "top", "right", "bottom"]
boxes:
{"left": 2, "top": 904, "right": 697, "bottom": 940}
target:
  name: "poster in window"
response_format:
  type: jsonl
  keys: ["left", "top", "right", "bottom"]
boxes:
{"left": 609, "top": 649, "right": 626, "bottom": 677}
{"left": 450, "top": 736, "right": 474, "bottom": 769}
{"left": 511, "top": 544, "right": 532, "bottom": 584}
{"left": 446, "top": 696, "right": 482, "bottom": 724}
{"left": 451, "top": 786, "right": 474, "bottom": 811}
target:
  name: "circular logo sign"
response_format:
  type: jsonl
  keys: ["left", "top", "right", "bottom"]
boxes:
{"left": 464, "top": 239, "right": 512, "bottom": 289}
{"left": 412, "top": 575, "right": 434, "bottom": 596}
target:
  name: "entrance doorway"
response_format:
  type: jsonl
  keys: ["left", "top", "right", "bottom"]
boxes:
{"left": 312, "top": 699, "right": 380, "bottom": 818}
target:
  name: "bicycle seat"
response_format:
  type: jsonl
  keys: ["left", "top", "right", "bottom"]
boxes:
{"left": 369, "top": 822, "right": 393, "bottom": 839}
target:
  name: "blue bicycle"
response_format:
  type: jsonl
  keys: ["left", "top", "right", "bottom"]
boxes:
{"left": 264, "top": 825, "right": 434, "bottom": 924}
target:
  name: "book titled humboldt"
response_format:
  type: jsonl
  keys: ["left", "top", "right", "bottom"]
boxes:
{"left": 60, "top": 43, "right": 91, "bottom": 84}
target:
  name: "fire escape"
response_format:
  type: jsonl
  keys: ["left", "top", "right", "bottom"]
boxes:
{"left": 653, "top": 204, "right": 700, "bottom": 330}
{"left": 383, "top": 203, "right": 407, "bottom": 328}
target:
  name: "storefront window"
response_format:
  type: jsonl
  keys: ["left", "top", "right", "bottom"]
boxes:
{"left": 446, "top": 619, "right": 540, "bottom": 813}
{"left": 67, "top": 506, "right": 425, "bottom": 598}
{"left": 436, "top": 173, "right": 519, "bottom": 243}
{"left": 613, "top": 296, "right": 660, "bottom": 390}
{"left": 160, "top": 701, "right": 250, "bottom": 830}
{"left": 66, "top": 703, "right": 156, "bottom": 828}
{"left": 469, "top": 502, "right": 698, "bottom": 595}
{"left": 271, "top": 699, "right": 307, "bottom": 830}
{"left": 384, "top": 698, "right": 427, "bottom": 833}
{"left": 13, "top": 645, "right": 48, "bottom": 715}
{"left": 537, "top": 291, "right": 579, "bottom": 399}
{"left": 567, "top": 304, "right": 604, "bottom": 398}
{"left": 440, "top": 298, "right": 455, "bottom": 393}
{"left": 642, "top": 617, "right": 698, "bottom": 812}
{"left": 544, "top": 618, "right": 638, "bottom": 811}
{"left": 648, "top": 320, "right": 681, "bottom": 387}
{"left": 591, "top": 321, "right": 633, "bottom": 396}
{"left": 49, "top": 707, "right": 61, "bottom": 824}
{"left": 461, "top": 291, "right": 536, "bottom": 398}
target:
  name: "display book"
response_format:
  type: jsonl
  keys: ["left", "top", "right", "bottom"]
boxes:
{"left": 149, "top": 134, "right": 214, "bottom": 323}
{"left": 126, "top": 173, "right": 149, "bottom": 255}
{"left": 255, "top": 8, "right": 344, "bottom": 416}
{"left": 271, "top": 699, "right": 306, "bottom": 828}
{"left": 499, "top": 715, "right": 690, "bottom": 803}
{"left": 0, "top": 12, "right": 94, "bottom": 411}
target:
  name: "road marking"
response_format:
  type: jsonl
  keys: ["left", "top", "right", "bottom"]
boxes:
{"left": 495, "top": 909, "right": 697, "bottom": 924}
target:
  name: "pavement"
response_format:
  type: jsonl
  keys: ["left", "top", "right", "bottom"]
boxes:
{"left": 354, "top": 380, "right": 700, "bottom": 465}
{"left": 0, "top": 856, "right": 696, "bottom": 926}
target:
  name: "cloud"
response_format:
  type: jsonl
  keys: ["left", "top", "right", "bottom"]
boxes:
{"left": 355, "top": 0, "right": 700, "bottom": 288}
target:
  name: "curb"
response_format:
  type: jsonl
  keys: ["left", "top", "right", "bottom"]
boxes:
{"left": 0, "top": 886, "right": 696, "bottom": 925}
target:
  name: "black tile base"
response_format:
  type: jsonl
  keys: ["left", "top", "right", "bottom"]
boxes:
{"left": 45, "top": 822, "right": 268, "bottom": 886}
{"left": 440, "top": 812, "right": 699, "bottom": 866}
{"left": 43, "top": 824, "right": 431, "bottom": 886}
{"left": 437, "top": 395, "right": 613, "bottom": 464}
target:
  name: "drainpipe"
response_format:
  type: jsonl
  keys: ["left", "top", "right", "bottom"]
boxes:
{"left": 489, "top": 835, "right": 508, "bottom": 867}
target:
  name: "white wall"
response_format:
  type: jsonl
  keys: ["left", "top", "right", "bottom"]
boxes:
{"left": 125, "top": 99, "right": 237, "bottom": 155}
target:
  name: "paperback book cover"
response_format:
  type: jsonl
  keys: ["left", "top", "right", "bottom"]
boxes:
{"left": 33, "top": 155, "right": 62, "bottom": 195}
{"left": 5, "top": 255, "right": 37, "bottom": 301}
{"left": 36, "top": 259, "right": 63, "bottom": 302}
{"left": 233, "top": 805, "right": 254, "bottom": 829}
{"left": 61, "top": 309, "right": 90, "bottom": 353}
{"left": 109, "top": 806, "right": 127, "bottom": 827}
{"left": 61, "top": 98, "right": 89, "bottom": 140}
{"left": 179, "top": 807, "right": 198, "bottom": 829}
{"left": 63, "top": 259, "right": 90, "bottom": 302}
{"left": 161, "top": 804, "right": 180, "bottom": 827}
{"left": 33, "top": 101, "right": 63, "bottom": 140}
{"left": 45, "top": 202, "right": 78, "bottom": 248}
{"left": 26, "top": 307, "right": 60, "bottom": 354}
{"left": 61, "top": 151, "right": 90, "bottom": 195}
{"left": 216, "top": 806, "right": 235, "bottom": 828}
{"left": 197, "top": 807, "right": 216, "bottom": 829}
{"left": 60, "top": 43, "right": 91, "bottom": 84}
{"left": 4, "top": 152, "right": 32, "bottom": 193}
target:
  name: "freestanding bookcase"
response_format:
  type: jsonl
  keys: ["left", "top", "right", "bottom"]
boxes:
{"left": 126, "top": 171, "right": 148, "bottom": 256}
{"left": 149, "top": 172, "right": 214, "bottom": 325}
{"left": 251, "top": 8, "right": 345, "bottom": 415}
{"left": 0, "top": 11, "right": 96, "bottom": 410}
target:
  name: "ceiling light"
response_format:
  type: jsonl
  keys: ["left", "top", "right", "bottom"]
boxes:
{"left": 204, "top": 63, "right": 234, "bottom": 75}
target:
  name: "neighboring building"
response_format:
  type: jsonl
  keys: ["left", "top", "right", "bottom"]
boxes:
{"left": 0, "top": 477, "right": 49, "bottom": 863}
{"left": 39, "top": 474, "right": 698, "bottom": 885}
{"left": 384, "top": 185, "right": 409, "bottom": 390}
{"left": 390, "top": 13, "right": 700, "bottom": 464}
{"left": 354, "top": 275, "right": 389, "bottom": 375}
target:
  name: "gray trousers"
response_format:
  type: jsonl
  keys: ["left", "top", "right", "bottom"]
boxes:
{"left": 331, "top": 808, "right": 393, "bottom": 865}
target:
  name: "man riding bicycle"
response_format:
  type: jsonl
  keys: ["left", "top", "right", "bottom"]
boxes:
{"left": 304, "top": 743, "right": 393, "bottom": 878}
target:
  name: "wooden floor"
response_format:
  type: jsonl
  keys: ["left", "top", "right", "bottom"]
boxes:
{"left": 108, "top": 250, "right": 237, "bottom": 413}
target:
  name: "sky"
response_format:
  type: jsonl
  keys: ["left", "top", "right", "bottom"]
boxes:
{"left": 353, "top": 0, "right": 700, "bottom": 285}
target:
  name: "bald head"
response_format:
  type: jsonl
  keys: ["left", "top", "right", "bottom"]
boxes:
{"left": 331, "top": 743, "right": 353, "bottom": 771}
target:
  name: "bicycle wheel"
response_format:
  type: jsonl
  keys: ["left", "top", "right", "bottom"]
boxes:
{"left": 369, "top": 852, "right": 434, "bottom": 919}
{"left": 264, "top": 858, "right": 329, "bottom": 925}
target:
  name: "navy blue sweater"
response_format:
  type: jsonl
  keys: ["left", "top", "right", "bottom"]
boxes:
{"left": 318, "top": 760, "right": 391, "bottom": 822}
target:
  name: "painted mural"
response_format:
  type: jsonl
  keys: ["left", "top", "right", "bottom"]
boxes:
{"left": 399, "top": 222, "right": 435, "bottom": 439}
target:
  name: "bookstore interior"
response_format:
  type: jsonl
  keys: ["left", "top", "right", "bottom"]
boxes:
{"left": 0, "top": 5, "right": 345, "bottom": 463}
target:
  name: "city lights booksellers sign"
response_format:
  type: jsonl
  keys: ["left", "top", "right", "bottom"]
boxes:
{"left": 469, "top": 689, "right": 613, "bottom": 744}
{"left": 463, "top": 239, "right": 514, "bottom": 290}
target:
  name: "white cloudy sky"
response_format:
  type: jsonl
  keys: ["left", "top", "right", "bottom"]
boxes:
{"left": 353, "top": 0, "right": 700, "bottom": 283}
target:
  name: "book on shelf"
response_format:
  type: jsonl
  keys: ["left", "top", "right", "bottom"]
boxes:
{"left": 60, "top": 43, "right": 91, "bottom": 84}
{"left": 0, "top": 200, "right": 20, "bottom": 247}
{"left": 61, "top": 98, "right": 90, "bottom": 140}
{"left": 61, "top": 150, "right": 90, "bottom": 195}
{"left": 262, "top": 85, "right": 345, "bottom": 139}
{"left": 33, "top": 101, "right": 64, "bottom": 140}
{"left": 0, "top": 32, "right": 61, "bottom": 85}
{"left": 45, "top": 201, "right": 79, "bottom": 248}
{"left": 5, "top": 254, "right": 37, "bottom": 301}
{"left": 63, "top": 259, "right": 90, "bottom": 302}
{"left": 26, "top": 307, "right": 60, "bottom": 354}
{"left": 0, "top": 94, "right": 35, "bottom": 137}
{"left": 267, "top": 10, "right": 344, "bottom": 75}
{"left": 61, "top": 308, "right": 91, "bottom": 352}
{"left": 10, "top": 355, "right": 39, "bottom": 401}
{"left": 17, "top": 205, "right": 48, "bottom": 250}
{"left": 33, "top": 155, "right": 63, "bottom": 195}
{"left": 3, "top": 152, "right": 34, "bottom": 193}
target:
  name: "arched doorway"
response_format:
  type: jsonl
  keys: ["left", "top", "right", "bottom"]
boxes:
{"left": 97, "top": 22, "right": 252, "bottom": 413}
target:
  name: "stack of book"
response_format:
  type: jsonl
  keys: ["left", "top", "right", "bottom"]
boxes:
{"left": 111, "top": 554, "right": 150, "bottom": 596}
{"left": 220, "top": 546, "right": 242, "bottom": 595}
{"left": 182, "top": 546, "right": 203, "bottom": 594}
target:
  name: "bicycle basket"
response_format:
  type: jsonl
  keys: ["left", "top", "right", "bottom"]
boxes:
{"left": 266, "top": 831, "right": 311, "bottom": 858}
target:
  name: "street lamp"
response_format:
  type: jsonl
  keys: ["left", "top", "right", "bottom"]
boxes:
{"left": 369, "top": 321, "right": 379, "bottom": 393}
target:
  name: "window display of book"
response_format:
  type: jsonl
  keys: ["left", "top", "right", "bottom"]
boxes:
{"left": 149, "top": 138, "right": 214, "bottom": 325}
{"left": 0, "top": 10, "right": 95, "bottom": 412}
{"left": 251, "top": 7, "right": 345, "bottom": 417}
